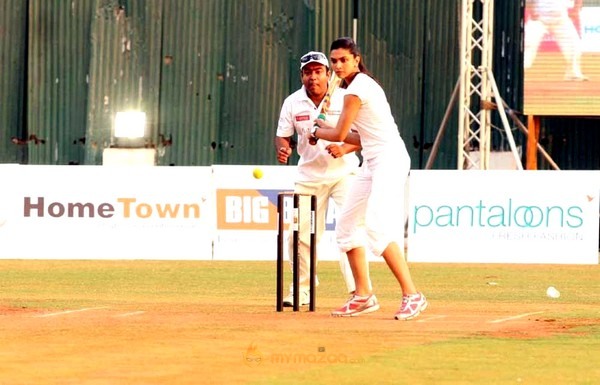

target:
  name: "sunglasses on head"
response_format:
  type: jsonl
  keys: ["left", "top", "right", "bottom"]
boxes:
{"left": 300, "top": 53, "right": 327, "bottom": 63}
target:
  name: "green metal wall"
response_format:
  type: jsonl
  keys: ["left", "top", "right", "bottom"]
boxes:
{"left": 85, "top": 0, "right": 163, "bottom": 164}
{"left": 28, "top": 0, "right": 94, "bottom": 165}
{"left": 417, "top": 0, "right": 462, "bottom": 170}
{"left": 217, "top": 0, "right": 310, "bottom": 165}
{"left": 0, "top": 0, "right": 598, "bottom": 169}
{"left": 158, "top": 0, "right": 225, "bottom": 166}
{"left": 358, "top": 0, "right": 462, "bottom": 170}
{"left": 311, "top": 0, "right": 353, "bottom": 53}
{"left": 0, "top": 0, "right": 28, "bottom": 164}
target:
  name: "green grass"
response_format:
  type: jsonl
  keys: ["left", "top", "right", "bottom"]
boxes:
{"left": 253, "top": 340, "right": 600, "bottom": 385}
{"left": 263, "top": 336, "right": 600, "bottom": 385}
{"left": 1, "top": 259, "right": 599, "bottom": 384}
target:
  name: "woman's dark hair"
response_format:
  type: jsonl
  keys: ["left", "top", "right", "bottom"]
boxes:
{"left": 330, "top": 37, "right": 375, "bottom": 82}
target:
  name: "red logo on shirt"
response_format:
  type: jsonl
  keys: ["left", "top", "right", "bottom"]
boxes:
{"left": 295, "top": 115, "right": 310, "bottom": 121}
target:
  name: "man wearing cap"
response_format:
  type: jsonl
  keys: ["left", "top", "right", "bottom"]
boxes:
{"left": 275, "top": 51, "right": 368, "bottom": 306}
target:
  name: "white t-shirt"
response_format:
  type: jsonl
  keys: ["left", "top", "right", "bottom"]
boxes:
{"left": 345, "top": 73, "right": 406, "bottom": 161}
{"left": 276, "top": 86, "right": 359, "bottom": 183}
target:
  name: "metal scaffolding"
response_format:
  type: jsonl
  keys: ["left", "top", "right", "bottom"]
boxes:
{"left": 458, "top": 0, "right": 522, "bottom": 170}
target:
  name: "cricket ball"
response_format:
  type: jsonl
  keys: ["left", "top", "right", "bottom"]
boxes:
{"left": 252, "top": 168, "right": 263, "bottom": 179}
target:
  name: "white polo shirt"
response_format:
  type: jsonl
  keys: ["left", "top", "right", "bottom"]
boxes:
{"left": 276, "top": 86, "right": 360, "bottom": 183}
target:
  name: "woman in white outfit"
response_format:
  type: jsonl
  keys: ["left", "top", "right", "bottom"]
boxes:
{"left": 310, "top": 37, "right": 427, "bottom": 320}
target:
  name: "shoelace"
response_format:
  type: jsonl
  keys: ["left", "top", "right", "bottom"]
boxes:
{"left": 401, "top": 294, "right": 421, "bottom": 307}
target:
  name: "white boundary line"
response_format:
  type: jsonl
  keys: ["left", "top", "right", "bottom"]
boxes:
{"left": 34, "top": 306, "right": 109, "bottom": 318}
{"left": 416, "top": 315, "right": 448, "bottom": 323}
{"left": 488, "top": 311, "right": 544, "bottom": 324}
{"left": 114, "top": 311, "right": 145, "bottom": 317}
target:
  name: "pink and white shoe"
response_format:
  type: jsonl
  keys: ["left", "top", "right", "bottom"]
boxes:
{"left": 395, "top": 292, "right": 428, "bottom": 320}
{"left": 331, "top": 294, "right": 380, "bottom": 317}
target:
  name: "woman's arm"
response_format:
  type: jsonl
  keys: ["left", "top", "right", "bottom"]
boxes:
{"left": 341, "top": 132, "right": 361, "bottom": 146}
{"left": 325, "top": 142, "right": 361, "bottom": 158}
{"left": 314, "top": 94, "right": 361, "bottom": 143}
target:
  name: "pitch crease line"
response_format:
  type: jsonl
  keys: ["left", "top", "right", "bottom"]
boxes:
{"left": 416, "top": 315, "right": 447, "bottom": 323}
{"left": 34, "top": 306, "right": 109, "bottom": 318}
{"left": 489, "top": 311, "right": 544, "bottom": 324}
{"left": 114, "top": 311, "right": 145, "bottom": 317}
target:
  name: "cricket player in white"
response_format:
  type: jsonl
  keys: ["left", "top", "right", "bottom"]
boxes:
{"left": 524, "top": 0, "right": 588, "bottom": 81}
{"left": 312, "top": 37, "right": 428, "bottom": 320}
{"left": 275, "top": 51, "right": 365, "bottom": 307}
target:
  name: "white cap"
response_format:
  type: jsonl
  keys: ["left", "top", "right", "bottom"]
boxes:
{"left": 300, "top": 51, "right": 329, "bottom": 70}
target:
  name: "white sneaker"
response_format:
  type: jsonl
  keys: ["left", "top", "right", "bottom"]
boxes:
{"left": 395, "top": 292, "right": 428, "bottom": 320}
{"left": 331, "top": 294, "right": 380, "bottom": 317}
{"left": 283, "top": 290, "right": 310, "bottom": 307}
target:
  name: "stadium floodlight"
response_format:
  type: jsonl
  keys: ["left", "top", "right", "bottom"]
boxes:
{"left": 112, "top": 110, "right": 147, "bottom": 148}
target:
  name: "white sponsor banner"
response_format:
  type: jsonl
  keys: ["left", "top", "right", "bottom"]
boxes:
{"left": 0, "top": 165, "right": 214, "bottom": 260}
{"left": 212, "top": 165, "right": 343, "bottom": 261}
{"left": 212, "top": 165, "right": 294, "bottom": 261}
{"left": 408, "top": 170, "right": 600, "bottom": 264}
{"left": 0, "top": 165, "right": 19, "bottom": 233}
{"left": 212, "top": 165, "right": 380, "bottom": 262}
{"left": 2, "top": 166, "right": 597, "bottom": 264}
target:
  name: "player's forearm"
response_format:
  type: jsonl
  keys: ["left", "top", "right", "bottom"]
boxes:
{"left": 315, "top": 111, "right": 355, "bottom": 142}
{"left": 274, "top": 136, "right": 290, "bottom": 149}
{"left": 342, "top": 134, "right": 361, "bottom": 147}
{"left": 274, "top": 136, "right": 293, "bottom": 164}
{"left": 316, "top": 125, "right": 348, "bottom": 142}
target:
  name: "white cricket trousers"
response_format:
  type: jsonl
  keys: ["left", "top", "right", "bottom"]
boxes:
{"left": 524, "top": 14, "right": 583, "bottom": 75}
{"left": 287, "top": 176, "right": 356, "bottom": 293}
{"left": 336, "top": 145, "right": 410, "bottom": 257}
